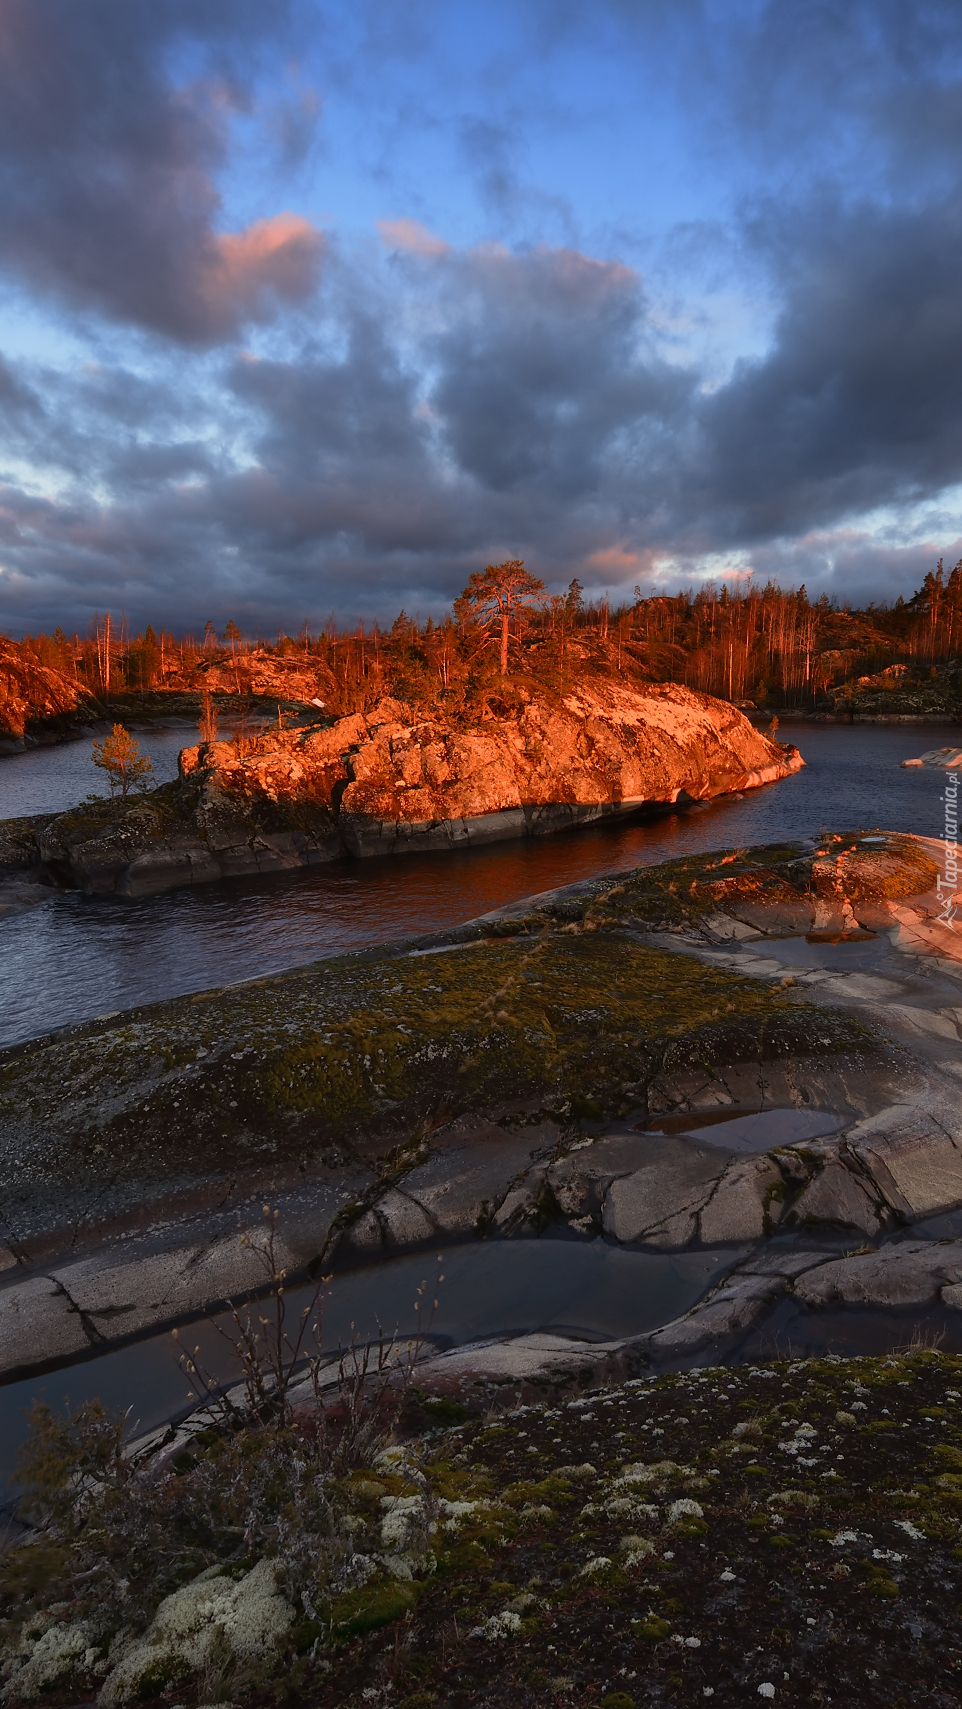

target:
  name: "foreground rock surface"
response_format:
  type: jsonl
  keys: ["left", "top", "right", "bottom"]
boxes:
{"left": 4, "top": 1350, "right": 962, "bottom": 1709}
{"left": 1, "top": 828, "right": 961, "bottom": 1382}
{"left": 15, "top": 680, "right": 800, "bottom": 895}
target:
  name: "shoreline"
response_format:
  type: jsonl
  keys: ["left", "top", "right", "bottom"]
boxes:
{"left": 1, "top": 829, "right": 960, "bottom": 1396}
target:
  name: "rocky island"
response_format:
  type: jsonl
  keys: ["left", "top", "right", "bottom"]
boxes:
{"left": 5, "top": 681, "right": 800, "bottom": 897}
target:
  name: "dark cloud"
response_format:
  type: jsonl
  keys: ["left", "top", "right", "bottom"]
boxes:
{"left": 432, "top": 246, "right": 690, "bottom": 497}
{"left": 4, "top": 1, "right": 962, "bottom": 633}
{"left": 0, "top": 0, "right": 324, "bottom": 342}
{"left": 0, "top": 354, "right": 42, "bottom": 421}
{"left": 681, "top": 194, "right": 962, "bottom": 547}
{"left": 2, "top": 208, "right": 962, "bottom": 634}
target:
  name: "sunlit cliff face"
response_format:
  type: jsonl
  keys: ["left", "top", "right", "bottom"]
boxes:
{"left": 2, "top": 0, "right": 962, "bottom": 636}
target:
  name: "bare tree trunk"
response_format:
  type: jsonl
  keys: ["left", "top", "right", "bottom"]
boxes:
{"left": 500, "top": 608, "right": 509, "bottom": 675}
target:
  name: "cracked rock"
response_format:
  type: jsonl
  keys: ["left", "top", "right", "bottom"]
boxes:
{"left": 0, "top": 1276, "right": 90, "bottom": 1375}
{"left": 788, "top": 1159, "right": 886, "bottom": 1237}
{"left": 794, "top": 1239, "right": 962, "bottom": 1309}
{"left": 597, "top": 1140, "right": 728, "bottom": 1248}
{"left": 846, "top": 1105, "right": 962, "bottom": 1220}
{"left": 645, "top": 1275, "right": 786, "bottom": 1359}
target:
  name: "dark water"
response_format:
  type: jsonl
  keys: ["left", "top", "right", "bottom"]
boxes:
{"left": 1, "top": 722, "right": 199, "bottom": 817}
{"left": 0, "top": 1238, "right": 734, "bottom": 1497}
{"left": 0, "top": 723, "right": 955, "bottom": 1049}
{"left": 643, "top": 1107, "right": 848, "bottom": 1153}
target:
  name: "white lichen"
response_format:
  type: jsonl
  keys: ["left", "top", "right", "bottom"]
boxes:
{"left": 668, "top": 1499, "right": 704, "bottom": 1524}
{"left": 470, "top": 1610, "right": 523, "bottom": 1641}
{"left": 97, "top": 1559, "right": 293, "bottom": 1707}
{"left": 1, "top": 1620, "right": 102, "bottom": 1701}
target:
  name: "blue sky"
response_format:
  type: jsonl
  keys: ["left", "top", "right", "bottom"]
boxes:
{"left": 2, "top": 0, "right": 962, "bottom": 635}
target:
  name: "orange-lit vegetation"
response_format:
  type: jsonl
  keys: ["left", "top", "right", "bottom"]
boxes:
{"left": 8, "top": 558, "right": 962, "bottom": 725}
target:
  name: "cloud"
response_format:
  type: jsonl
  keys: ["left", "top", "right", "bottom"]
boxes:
{"left": 431, "top": 245, "right": 688, "bottom": 497}
{"left": 5, "top": 0, "right": 962, "bottom": 644}
{"left": 680, "top": 193, "right": 962, "bottom": 549}
{"left": 0, "top": 0, "right": 323, "bottom": 342}
{"left": 209, "top": 214, "right": 326, "bottom": 326}
{"left": 3, "top": 206, "right": 962, "bottom": 636}
{"left": 378, "top": 219, "right": 449, "bottom": 257}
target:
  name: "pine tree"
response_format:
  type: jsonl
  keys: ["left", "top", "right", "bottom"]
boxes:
{"left": 91, "top": 726, "right": 154, "bottom": 799}
{"left": 453, "top": 559, "right": 545, "bottom": 675}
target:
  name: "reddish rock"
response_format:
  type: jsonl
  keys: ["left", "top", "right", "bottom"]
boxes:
{"left": 31, "top": 679, "right": 802, "bottom": 896}
{"left": 181, "top": 679, "right": 803, "bottom": 859}
{"left": 0, "top": 637, "right": 92, "bottom": 747}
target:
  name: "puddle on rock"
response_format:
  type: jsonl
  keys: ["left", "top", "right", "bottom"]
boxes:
{"left": 748, "top": 934, "right": 892, "bottom": 972}
{"left": 639, "top": 1106, "right": 848, "bottom": 1153}
{"left": 0, "top": 1237, "right": 739, "bottom": 1498}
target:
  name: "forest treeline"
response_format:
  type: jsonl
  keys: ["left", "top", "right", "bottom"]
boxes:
{"left": 10, "top": 560, "right": 962, "bottom": 716}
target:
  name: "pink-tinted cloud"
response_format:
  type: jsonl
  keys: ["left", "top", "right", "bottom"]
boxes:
{"left": 208, "top": 214, "right": 325, "bottom": 323}
{"left": 377, "top": 219, "right": 449, "bottom": 257}
{"left": 0, "top": 0, "right": 319, "bottom": 343}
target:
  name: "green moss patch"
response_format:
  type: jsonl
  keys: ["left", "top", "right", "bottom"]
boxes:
{"left": 304, "top": 1349, "right": 962, "bottom": 1708}
{"left": 8, "top": 1349, "right": 956, "bottom": 1706}
{"left": 0, "top": 915, "right": 865, "bottom": 1228}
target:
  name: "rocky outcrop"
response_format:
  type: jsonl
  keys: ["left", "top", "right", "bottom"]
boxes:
{"left": 0, "top": 638, "right": 93, "bottom": 751}
{"left": 180, "top": 681, "right": 800, "bottom": 860}
{"left": 4, "top": 828, "right": 962, "bottom": 1384}
{"left": 902, "top": 744, "right": 962, "bottom": 768}
{"left": 162, "top": 644, "right": 336, "bottom": 706}
{"left": 26, "top": 680, "right": 801, "bottom": 896}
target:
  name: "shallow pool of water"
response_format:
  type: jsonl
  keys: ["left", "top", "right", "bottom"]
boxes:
{"left": 643, "top": 1107, "right": 849, "bottom": 1153}
{"left": 0, "top": 722, "right": 955, "bottom": 1048}
{"left": 760, "top": 934, "right": 894, "bottom": 972}
{"left": 0, "top": 1238, "right": 736, "bottom": 1496}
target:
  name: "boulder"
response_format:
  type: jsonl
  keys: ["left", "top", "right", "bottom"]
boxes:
{"left": 646, "top": 1274, "right": 785, "bottom": 1359}
{"left": 793, "top": 1240, "right": 962, "bottom": 1309}
{"left": 788, "top": 1160, "right": 884, "bottom": 1237}
{"left": 553, "top": 1136, "right": 785, "bottom": 1249}
{"left": 847, "top": 1106, "right": 962, "bottom": 1220}
{"left": 901, "top": 747, "right": 962, "bottom": 769}
{"left": 698, "top": 1157, "right": 786, "bottom": 1244}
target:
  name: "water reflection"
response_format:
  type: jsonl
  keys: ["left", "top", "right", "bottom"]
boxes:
{"left": 643, "top": 1107, "right": 848, "bottom": 1153}
{"left": 0, "top": 723, "right": 198, "bottom": 818}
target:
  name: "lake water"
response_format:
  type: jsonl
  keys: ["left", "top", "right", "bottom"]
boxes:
{"left": 0, "top": 721, "right": 955, "bottom": 1049}
{"left": 0, "top": 1238, "right": 735, "bottom": 1500}
{"left": 1, "top": 721, "right": 200, "bottom": 818}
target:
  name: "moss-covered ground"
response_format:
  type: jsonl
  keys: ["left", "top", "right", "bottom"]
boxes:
{"left": 0, "top": 889, "right": 867, "bottom": 1236}
{"left": 5, "top": 1351, "right": 962, "bottom": 1707}
{"left": 313, "top": 1350, "right": 962, "bottom": 1708}
{"left": 4, "top": 829, "right": 931, "bottom": 1240}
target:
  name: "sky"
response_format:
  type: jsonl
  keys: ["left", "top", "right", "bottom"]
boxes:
{"left": 3, "top": 1, "right": 962, "bottom": 637}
